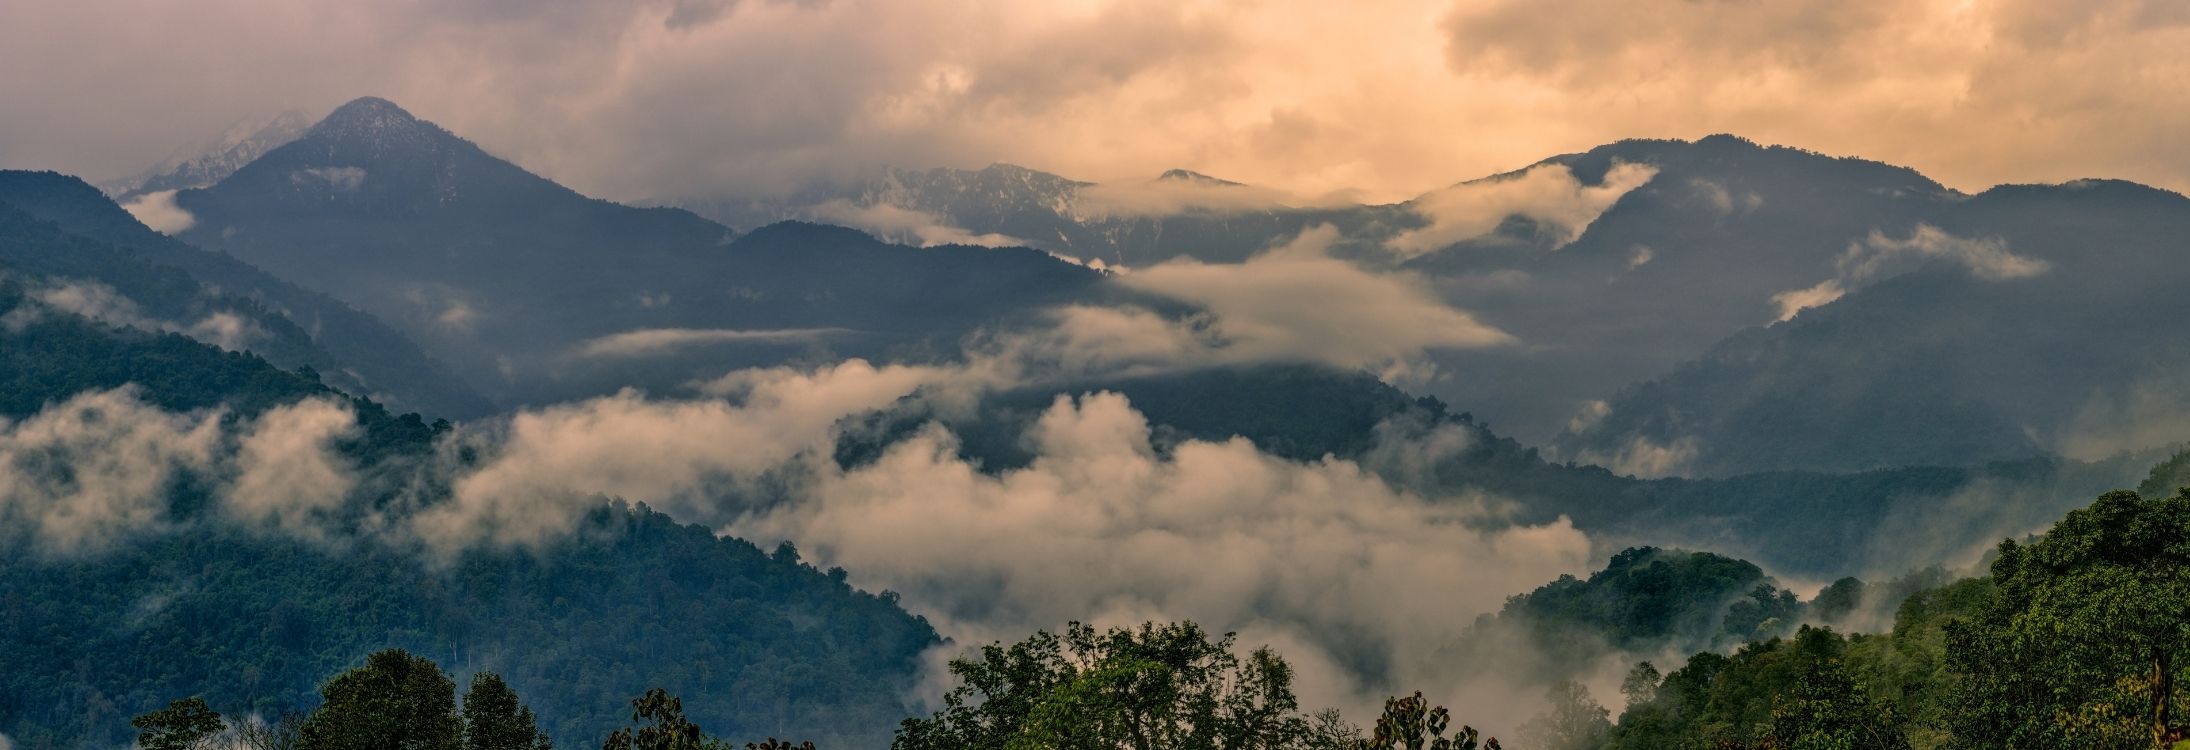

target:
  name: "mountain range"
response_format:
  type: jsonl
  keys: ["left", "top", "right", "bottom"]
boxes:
{"left": 8, "top": 93, "right": 2190, "bottom": 747}
{"left": 678, "top": 135, "right": 2190, "bottom": 476}
{"left": 166, "top": 98, "right": 1108, "bottom": 406}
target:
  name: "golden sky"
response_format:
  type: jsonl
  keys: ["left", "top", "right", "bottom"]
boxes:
{"left": 4, "top": 0, "right": 2187, "bottom": 202}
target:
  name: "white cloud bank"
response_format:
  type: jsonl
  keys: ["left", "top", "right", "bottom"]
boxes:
{"left": 1, "top": 279, "right": 262, "bottom": 351}
{"left": 0, "top": 388, "right": 224, "bottom": 556}
{"left": 1106, "top": 225, "right": 1513, "bottom": 376}
{"left": 1388, "top": 162, "right": 1658, "bottom": 258}
{"left": 809, "top": 201, "right": 1030, "bottom": 248}
{"left": 119, "top": 189, "right": 195, "bottom": 234}
{"left": 1771, "top": 223, "right": 2049, "bottom": 321}
{"left": 571, "top": 326, "right": 852, "bottom": 359}
{"left": 731, "top": 392, "right": 1594, "bottom": 717}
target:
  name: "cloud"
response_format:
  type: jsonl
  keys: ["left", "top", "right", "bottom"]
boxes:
{"left": 225, "top": 398, "right": 359, "bottom": 542}
{"left": 1574, "top": 435, "right": 1698, "bottom": 479}
{"left": 0, "top": 388, "right": 224, "bottom": 556}
{"left": 1769, "top": 280, "right": 1845, "bottom": 322}
{"left": 1387, "top": 162, "right": 1657, "bottom": 258}
{"left": 10, "top": 0, "right": 2190, "bottom": 211}
{"left": 571, "top": 326, "right": 853, "bottom": 358}
{"left": 1072, "top": 174, "right": 1294, "bottom": 218}
{"left": 727, "top": 392, "right": 1595, "bottom": 720}
{"left": 183, "top": 312, "right": 264, "bottom": 351}
{"left": 1117, "top": 225, "right": 1515, "bottom": 368}
{"left": 0, "top": 279, "right": 261, "bottom": 351}
{"left": 414, "top": 357, "right": 979, "bottom": 554}
{"left": 1770, "top": 223, "right": 2047, "bottom": 320}
{"left": 807, "top": 201, "right": 1028, "bottom": 247}
{"left": 120, "top": 189, "right": 196, "bottom": 234}
{"left": 1849, "top": 223, "right": 2049, "bottom": 282}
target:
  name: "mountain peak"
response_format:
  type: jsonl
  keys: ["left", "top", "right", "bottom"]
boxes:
{"left": 326, "top": 96, "right": 415, "bottom": 122}
{"left": 308, "top": 96, "right": 441, "bottom": 146}
{"left": 1156, "top": 168, "right": 1241, "bottom": 186}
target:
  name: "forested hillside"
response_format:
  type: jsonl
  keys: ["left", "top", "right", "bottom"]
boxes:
{"left": 0, "top": 172, "right": 491, "bottom": 417}
{"left": 0, "top": 250, "right": 937, "bottom": 749}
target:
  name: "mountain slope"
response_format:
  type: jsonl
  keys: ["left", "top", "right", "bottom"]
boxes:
{"left": 0, "top": 171, "right": 493, "bottom": 417}
{"left": 686, "top": 137, "right": 1982, "bottom": 443}
{"left": 103, "top": 110, "right": 313, "bottom": 200}
{"left": 0, "top": 226, "right": 938, "bottom": 749}
{"left": 1557, "top": 179, "right": 2190, "bottom": 475}
{"left": 836, "top": 363, "right": 2150, "bottom": 578}
{"left": 175, "top": 98, "right": 1105, "bottom": 405}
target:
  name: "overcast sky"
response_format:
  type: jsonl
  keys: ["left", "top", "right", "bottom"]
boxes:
{"left": 4, "top": 0, "right": 2186, "bottom": 203}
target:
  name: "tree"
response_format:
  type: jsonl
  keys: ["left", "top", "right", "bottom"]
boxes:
{"left": 133, "top": 697, "right": 226, "bottom": 750}
{"left": 1946, "top": 490, "right": 2190, "bottom": 748}
{"left": 465, "top": 672, "right": 553, "bottom": 750}
{"left": 894, "top": 621, "right": 1322, "bottom": 750}
{"left": 298, "top": 649, "right": 463, "bottom": 750}
{"left": 1619, "top": 663, "right": 1660, "bottom": 708}
{"left": 1767, "top": 658, "right": 1909, "bottom": 750}
{"left": 1354, "top": 692, "right": 1499, "bottom": 750}
{"left": 1518, "top": 682, "right": 1609, "bottom": 750}
{"left": 237, "top": 710, "right": 307, "bottom": 750}
{"left": 601, "top": 689, "right": 714, "bottom": 750}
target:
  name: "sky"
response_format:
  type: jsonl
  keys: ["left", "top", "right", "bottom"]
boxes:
{"left": 3, "top": 0, "right": 2187, "bottom": 204}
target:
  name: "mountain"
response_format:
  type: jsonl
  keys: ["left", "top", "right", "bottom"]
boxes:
{"left": 103, "top": 110, "right": 313, "bottom": 199}
{"left": 835, "top": 362, "right": 2153, "bottom": 578}
{"left": 0, "top": 228, "right": 936, "bottom": 749}
{"left": 675, "top": 162, "right": 1415, "bottom": 266}
{"left": 1556, "top": 179, "right": 2190, "bottom": 476}
{"left": 174, "top": 98, "right": 1105, "bottom": 406}
{"left": 0, "top": 170, "right": 494, "bottom": 418}
{"left": 702, "top": 136, "right": 2190, "bottom": 470}
{"left": 677, "top": 137, "right": 1976, "bottom": 444}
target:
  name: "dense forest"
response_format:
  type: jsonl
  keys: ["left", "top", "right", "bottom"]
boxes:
{"left": 108, "top": 485, "right": 2190, "bottom": 749}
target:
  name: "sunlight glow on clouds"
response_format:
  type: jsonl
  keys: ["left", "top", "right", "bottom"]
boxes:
{"left": 4, "top": 1, "right": 2188, "bottom": 204}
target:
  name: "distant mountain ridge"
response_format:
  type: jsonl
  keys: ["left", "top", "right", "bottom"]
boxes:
{"left": 1555, "top": 178, "right": 2190, "bottom": 475}
{"left": 104, "top": 110, "right": 313, "bottom": 200}
{"left": 0, "top": 170, "right": 494, "bottom": 417}
{"left": 173, "top": 97, "right": 1106, "bottom": 406}
{"left": 144, "top": 97, "right": 2190, "bottom": 476}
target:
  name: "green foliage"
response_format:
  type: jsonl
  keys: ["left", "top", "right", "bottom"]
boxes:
{"left": 1809, "top": 578, "right": 1866, "bottom": 626}
{"left": 2138, "top": 448, "right": 2190, "bottom": 499}
{"left": 602, "top": 689, "right": 714, "bottom": 750}
{"left": 1479, "top": 546, "right": 1801, "bottom": 680}
{"left": 1518, "top": 682, "right": 1610, "bottom": 750}
{"left": 1944, "top": 489, "right": 2190, "bottom": 748}
{"left": 298, "top": 649, "right": 463, "bottom": 750}
{"left": 1354, "top": 692, "right": 1499, "bottom": 750}
{"left": 893, "top": 621, "right": 1330, "bottom": 750}
{"left": 132, "top": 697, "right": 226, "bottom": 750}
{"left": 466, "top": 673, "right": 553, "bottom": 750}
{"left": 0, "top": 504, "right": 935, "bottom": 750}
{"left": 1767, "top": 658, "right": 1910, "bottom": 750}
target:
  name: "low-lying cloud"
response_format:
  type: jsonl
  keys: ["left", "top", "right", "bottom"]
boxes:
{"left": 119, "top": 189, "right": 196, "bottom": 234}
{"left": 733, "top": 392, "right": 1595, "bottom": 721}
{"left": 572, "top": 326, "right": 853, "bottom": 359}
{"left": 226, "top": 398, "right": 360, "bottom": 542}
{"left": 1116, "top": 225, "right": 1514, "bottom": 372}
{"left": 0, "top": 388, "right": 224, "bottom": 556}
{"left": 1, "top": 279, "right": 262, "bottom": 351}
{"left": 1387, "top": 162, "right": 1657, "bottom": 258}
{"left": 1771, "top": 223, "right": 2048, "bottom": 321}
{"left": 808, "top": 201, "right": 1029, "bottom": 248}
{"left": 1071, "top": 174, "right": 1295, "bottom": 218}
